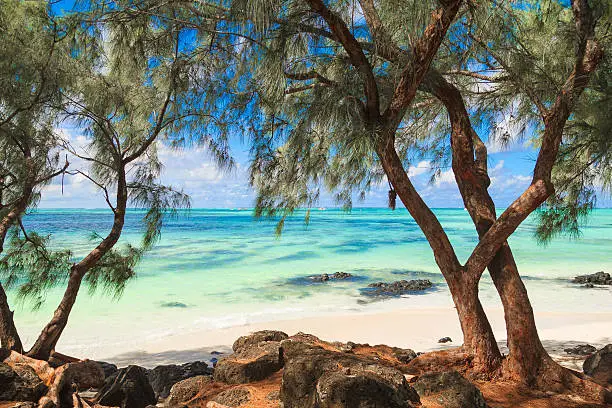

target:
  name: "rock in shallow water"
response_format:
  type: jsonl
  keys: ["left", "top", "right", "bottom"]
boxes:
{"left": 364, "top": 279, "right": 433, "bottom": 296}
{"left": 310, "top": 272, "right": 354, "bottom": 282}
{"left": 572, "top": 271, "right": 612, "bottom": 286}
{"left": 564, "top": 344, "right": 597, "bottom": 356}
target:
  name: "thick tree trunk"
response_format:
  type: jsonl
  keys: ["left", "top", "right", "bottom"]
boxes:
{"left": 427, "top": 68, "right": 609, "bottom": 400}
{"left": 446, "top": 273, "right": 501, "bottom": 374}
{"left": 376, "top": 133, "right": 502, "bottom": 373}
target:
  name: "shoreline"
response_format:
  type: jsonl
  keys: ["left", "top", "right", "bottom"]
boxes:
{"left": 99, "top": 306, "right": 612, "bottom": 368}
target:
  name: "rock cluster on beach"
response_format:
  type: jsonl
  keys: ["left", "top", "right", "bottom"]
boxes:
{"left": 572, "top": 271, "right": 612, "bottom": 287}
{"left": 1, "top": 336, "right": 610, "bottom": 408}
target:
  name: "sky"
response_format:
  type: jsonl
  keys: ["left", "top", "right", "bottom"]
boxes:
{"left": 39, "top": 125, "right": 565, "bottom": 209}
{"left": 38, "top": 0, "right": 610, "bottom": 210}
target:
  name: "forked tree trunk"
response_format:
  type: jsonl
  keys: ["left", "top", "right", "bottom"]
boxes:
{"left": 376, "top": 133, "right": 502, "bottom": 373}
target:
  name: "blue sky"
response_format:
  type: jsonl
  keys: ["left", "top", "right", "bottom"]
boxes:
{"left": 40, "top": 0, "right": 610, "bottom": 210}
{"left": 40, "top": 125, "right": 567, "bottom": 209}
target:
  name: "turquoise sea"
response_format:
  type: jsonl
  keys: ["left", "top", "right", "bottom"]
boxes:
{"left": 6, "top": 208, "right": 612, "bottom": 358}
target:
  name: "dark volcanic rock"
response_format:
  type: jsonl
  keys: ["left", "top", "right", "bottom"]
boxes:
{"left": 214, "top": 387, "right": 251, "bottom": 407}
{"left": 161, "top": 301, "right": 188, "bottom": 308}
{"left": 215, "top": 340, "right": 284, "bottom": 384}
{"left": 391, "top": 347, "right": 418, "bottom": 364}
{"left": 280, "top": 339, "right": 420, "bottom": 408}
{"left": 95, "top": 365, "right": 156, "bottom": 408}
{"left": 413, "top": 370, "right": 488, "bottom": 408}
{"left": 584, "top": 344, "right": 612, "bottom": 385}
{"left": 96, "top": 361, "right": 118, "bottom": 378}
{"left": 438, "top": 337, "right": 453, "bottom": 344}
{"left": 310, "top": 272, "right": 354, "bottom": 282}
{"left": 364, "top": 279, "right": 433, "bottom": 296}
{"left": 232, "top": 330, "right": 289, "bottom": 353}
{"left": 572, "top": 271, "right": 612, "bottom": 286}
{"left": 0, "top": 362, "right": 47, "bottom": 402}
{"left": 564, "top": 344, "right": 597, "bottom": 356}
{"left": 167, "top": 375, "right": 212, "bottom": 406}
{"left": 147, "top": 361, "right": 213, "bottom": 398}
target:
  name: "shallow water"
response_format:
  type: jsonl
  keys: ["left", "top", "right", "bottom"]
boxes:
{"left": 6, "top": 208, "right": 612, "bottom": 358}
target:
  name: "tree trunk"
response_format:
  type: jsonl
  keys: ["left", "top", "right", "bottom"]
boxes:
{"left": 446, "top": 273, "right": 501, "bottom": 374}
{"left": 375, "top": 133, "right": 502, "bottom": 373}
{"left": 26, "top": 268, "right": 83, "bottom": 360}
{"left": 0, "top": 283, "right": 23, "bottom": 352}
{"left": 26, "top": 168, "right": 128, "bottom": 360}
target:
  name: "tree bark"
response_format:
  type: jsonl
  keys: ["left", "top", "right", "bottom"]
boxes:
{"left": 0, "top": 283, "right": 22, "bottom": 352}
{"left": 376, "top": 131, "right": 502, "bottom": 373}
{"left": 26, "top": 169, "right": 128, "bottom": 360}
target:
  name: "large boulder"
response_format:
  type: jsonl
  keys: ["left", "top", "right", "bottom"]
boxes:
{"left": 166, "top": 375, "right": 212, "bottom": 406}
{"left": 96, "top": 361, "right": 118, "bottom": 379}
{"left": 95, "top": 365, "right": 156, "bottom": 408}
{"left": 232, "top": 330, "right": 288, "bottom": 353}
{"left": 147, "top": 361, "right": 213, "bottom": 398}
{"left": 412, "top": 371, "right": 488, "bottom": 408}
{"left": 583, "top": 344, "right": 612, "bottom": 385}
{"left": 0, "top": 362, "right": 47, "bottom": 402}
{"left": 45, "top": 360, "right": 105, "bottom": 407}
{"left": 214, "top": 341, "right": 283, "bottom": 384}
{"left": 280, "top": 339, "right": 420, "bottom": 408}
{"left": 572, "top": 271, "right": 612, "bottom": 286}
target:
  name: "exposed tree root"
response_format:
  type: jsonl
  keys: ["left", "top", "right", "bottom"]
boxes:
{"left": 501, "top": 355, "right": 611, "bottom": 404}
{"left": 405, "top": 348, "right": 610, "bottom": 405}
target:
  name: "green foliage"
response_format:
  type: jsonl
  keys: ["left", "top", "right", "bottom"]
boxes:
{"left": 0, "top": 229, "right": 72, "bottom": 309}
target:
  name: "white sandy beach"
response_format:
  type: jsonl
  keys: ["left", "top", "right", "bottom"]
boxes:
{"left": 103, "top": 306, "right": 612, "bottom": 368}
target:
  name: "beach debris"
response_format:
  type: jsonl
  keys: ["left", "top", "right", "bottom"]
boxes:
{"left": 167, "top": 375, "right": 213, "bottom": 406}
{"left": 160, "top": 301, "right": 188, "bottom": 308}
{"left": 147, "top": 361, "right": 213, "bottom": 398}
{"left": 0, "top": 362, "right": 47, "bottom": 402}
{"left": 310, "top": 272, "right": 354, "bottom": 282}
{"left": 412, "top": 370, "right": 488, "bottom": 408}
{"left": 213, "top": 386, "right": 251, "bottom": 407}
{"left": 584, "top": 344, "right": 612, "bottom": 385}
{"left": 215, "top": 332, "right": 285, "bottom": 384}
{"left": 95, "top": 365, "right": 156, "bottom": 408}
{"left": 438, "top": 337, "right": 453, "bottom": 344}
{"left": 280, "top": 337, "right": 421, "bottom": 408}
{"left": 364, "top": 279, "right": 433, "bottom": 296}
{"left": 564, "top": 344, "right": 597, "bottom": 356}
{"left": 572, "top": 271, "right": 612, "bottom": 286}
